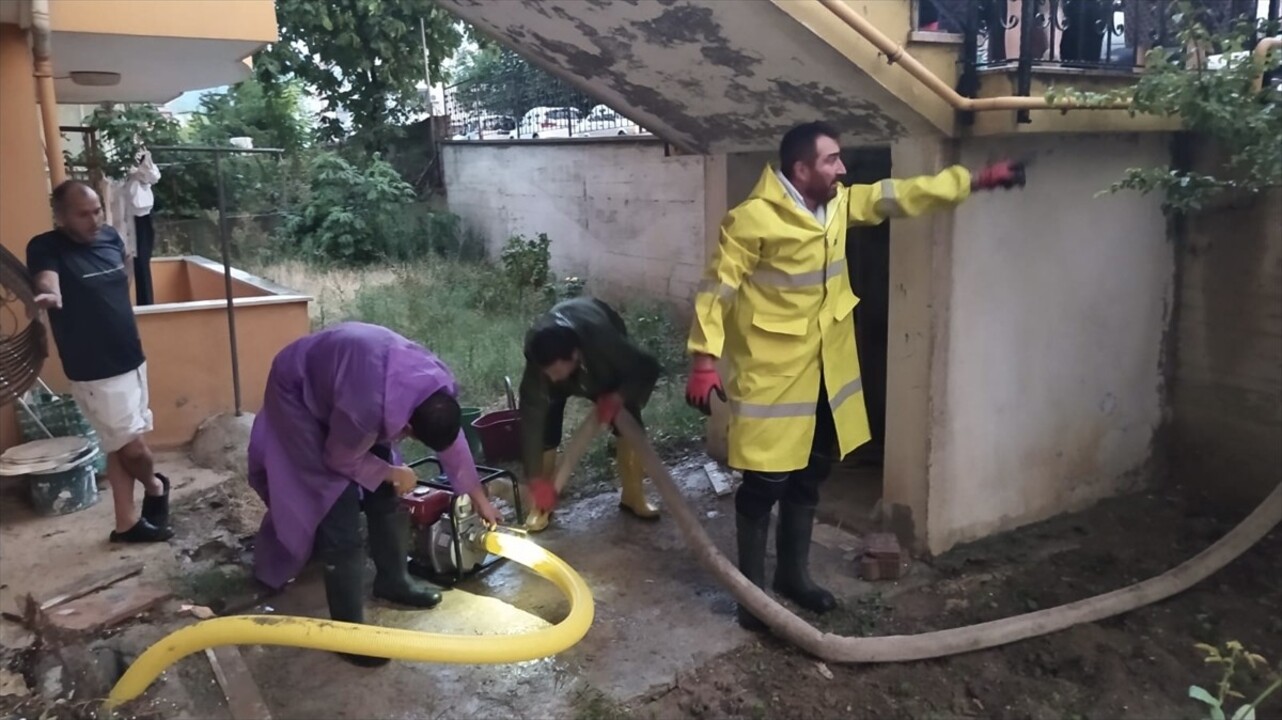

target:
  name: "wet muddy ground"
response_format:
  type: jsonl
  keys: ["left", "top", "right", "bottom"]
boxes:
{"left": 2, "top": 455, "right": 1277, "bottom": 720}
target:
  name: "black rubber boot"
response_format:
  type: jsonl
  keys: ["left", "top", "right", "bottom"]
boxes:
{"left": 141, "top": 473, "right": 170, "bottom": 529}
{"left": 772, "top": 502, "right": 836, "bottom": 613}
{"left": 368, "top": 507, "right": 442, "bottom": 608}
{"left": 736, "top": 512, "right": 771, "bottom": 631}
{"left": 322, "top": 553, "right": 389, "bottom": 668}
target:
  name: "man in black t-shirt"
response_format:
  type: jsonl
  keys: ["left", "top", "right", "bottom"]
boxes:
{"left": 27, "top": 181, "right": 171, "bottom": 543}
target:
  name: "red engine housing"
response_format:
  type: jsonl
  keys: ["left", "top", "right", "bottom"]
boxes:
{"left": 401, "top": 487, "right": 452, "bottom": 527}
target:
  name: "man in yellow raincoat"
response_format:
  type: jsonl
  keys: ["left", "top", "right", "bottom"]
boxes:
{"left": 685, "top": 122, "right": 1024, "bottom": 630}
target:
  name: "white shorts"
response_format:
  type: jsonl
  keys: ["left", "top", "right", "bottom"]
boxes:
{"left": 69, "top": 363, "right": 154, "bottom": 453}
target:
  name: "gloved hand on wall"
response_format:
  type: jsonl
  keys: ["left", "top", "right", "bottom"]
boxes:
{"left": 972, "top": 160, "right": 1027, "bottom": 191}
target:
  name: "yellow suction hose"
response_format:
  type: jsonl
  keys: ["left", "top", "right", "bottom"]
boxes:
{"left": 106, "top": 531, "right": 594, "bottom": 708}
{"left": 560, "top": 410, "right": 1282, "bottom": 664}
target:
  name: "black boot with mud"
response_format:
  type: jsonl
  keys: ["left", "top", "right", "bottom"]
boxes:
{"left": 736, "top": 512, "right": 771, "bottom": 631}
{"left": 323, "top": 554, "right": 390, "bottom": 668}
{"left": 110, "top": 517, "right": 173, "bottom": 543}
{"left": 368, "top": 505, "right": 442, "bottom": 608}
{"left": 142, "top": 473, "right": 171, "bottom": 529}
{"left": 772, "top": 502, "right": 836, "bottom": 613}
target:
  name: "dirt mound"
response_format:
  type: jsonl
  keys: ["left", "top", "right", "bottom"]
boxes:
{"left": 189, "top": 412, "right": 254, "bottom": 475}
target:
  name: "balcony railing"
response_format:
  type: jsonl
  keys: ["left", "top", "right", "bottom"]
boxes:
{"left": 944, "top": 0, "right": 1281, "bottom": 122}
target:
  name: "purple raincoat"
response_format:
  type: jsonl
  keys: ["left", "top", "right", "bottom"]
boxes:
{"left": 247, "top": 322, "right": 481, "bottom": 590}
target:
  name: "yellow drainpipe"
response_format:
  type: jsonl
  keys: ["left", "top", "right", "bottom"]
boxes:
{"left": 816, "top": 0, "right": 1278, "bottom": 112}
{"left": 29, "top": 0, "right": 65, "bottom": 187}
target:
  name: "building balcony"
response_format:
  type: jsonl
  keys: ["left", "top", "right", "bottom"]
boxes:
{"left": 921, "top": 0, "right": 1279, "bottom": 134}
{"left": 0, "top": 0, "right": 277, "bottom": 104}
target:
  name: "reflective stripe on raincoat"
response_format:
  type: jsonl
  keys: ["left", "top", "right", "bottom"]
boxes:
{"left": 688, "top": 165, "right": 972, "bottom": 472}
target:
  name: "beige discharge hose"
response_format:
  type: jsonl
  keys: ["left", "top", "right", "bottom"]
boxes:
{"left": 559, "top": 410, "right": 1281, "bottom": 663}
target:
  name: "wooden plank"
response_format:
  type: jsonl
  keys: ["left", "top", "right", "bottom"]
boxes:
{"left": 35, "top": 562, "right": 145, "bottom": 611}
{"left": 206, "top": 646, "right": 273, "bottom": 720}
{"left": 41, "top": 576, "right": 170, "bottom": 634}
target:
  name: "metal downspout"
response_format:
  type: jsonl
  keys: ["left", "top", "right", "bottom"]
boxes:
{"left": 28, "top": 0, "right": 65, "bottom": 187}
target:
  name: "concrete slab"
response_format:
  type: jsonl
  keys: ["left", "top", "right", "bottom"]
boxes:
{"left": 237, "top": 459, "right": 875, "bottom": 718}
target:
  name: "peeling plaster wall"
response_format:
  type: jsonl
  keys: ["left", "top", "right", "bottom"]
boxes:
{"left": 926, "top": 134, "right": 1173, "bottom": 554}
{"left": 442, "top": 141, "right": 707, "bottom": 309}
{"left": 438, "top": 0, "right": 936, "bottom": 154}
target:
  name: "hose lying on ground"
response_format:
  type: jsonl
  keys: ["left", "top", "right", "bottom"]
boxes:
{"left": 106, "top": 531, "right": 595, "bottom": 708}
{"left": 564, "top": 410, "right": 1281, "bottom": 663}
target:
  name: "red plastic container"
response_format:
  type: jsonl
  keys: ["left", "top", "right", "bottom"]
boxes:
{"left": 472, "top": 409, "right": 521, "bottom": 463}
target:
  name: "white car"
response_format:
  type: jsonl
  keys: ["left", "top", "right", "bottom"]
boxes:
{"left": 517, "top": 106, "right": 582, "bottom": 139}
{"left": 571, "top": 105, "right": 647, "bottom": 137}
{"left": 455, "top": 115, "right": 516, "bottom": 140}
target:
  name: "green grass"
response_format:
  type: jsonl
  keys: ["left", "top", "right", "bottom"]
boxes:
{"left": 329, "top": 258, "right": 701, "bottom": 490}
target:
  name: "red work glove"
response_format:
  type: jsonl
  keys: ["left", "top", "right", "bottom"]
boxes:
{"left": 595, "top": 392, "right": 623, "bottom": 425}
{"left": 685, "top": 355, "right": 726, "bottom": 416}
{"left": 528, "top": 477, "right": 558, "bottom": 512}
{"left": 972, "top": 160, "right": 1026, "bottom": 191}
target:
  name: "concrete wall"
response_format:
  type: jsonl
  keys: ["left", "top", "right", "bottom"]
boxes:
{"left": 881, "top": 137, "right": 959, "bottom": 552}
{"left": 925, "top": 133, "right": 1173, "bottom": 554}
{"left": 1170, "top": 167, "right": 1282, "bottom": 506}
{"left": 442, "top": 140, "right": 708, "bottom": 309}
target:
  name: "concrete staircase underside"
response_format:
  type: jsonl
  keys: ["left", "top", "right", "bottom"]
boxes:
{"left": 440, "top": 0, "right": 940, "bottom": 154}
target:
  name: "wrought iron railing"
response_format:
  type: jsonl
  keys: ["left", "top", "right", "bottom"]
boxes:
{"left": 951, "top": 0, "right": 1280, "bottom": 122}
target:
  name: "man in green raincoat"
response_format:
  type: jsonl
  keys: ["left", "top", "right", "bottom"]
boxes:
{"left": 518, "top": 297, "right": 662, "bottom": 531}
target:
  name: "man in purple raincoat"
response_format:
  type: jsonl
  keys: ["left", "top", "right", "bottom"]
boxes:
{"left": 248, "top": 322, "right": 501, "bottom": 667}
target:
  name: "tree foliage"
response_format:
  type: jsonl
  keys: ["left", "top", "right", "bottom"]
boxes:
{"left": 451, "top": 45, "right": 593, "bottom": 120}
{"left": 255, "top": 0, "right": 464, "bottom": 144}
{"left": 81, "top": 104, "right": 183, "bottom": 180}
{"left": 281, "top": 152, "right": 420, "bottom": 264}
{"left": 78, "top": 78, "right": 313, "bottom": 218}
{"left": 188, "top": 76, "right": 312, "bottom": 152}
{"left": 1047, "top": 6, "right": 1281, "bottom": 213}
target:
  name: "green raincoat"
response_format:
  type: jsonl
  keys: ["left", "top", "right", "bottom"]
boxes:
{"left": 519, "top": 298, "right": 662, "bottom": 478}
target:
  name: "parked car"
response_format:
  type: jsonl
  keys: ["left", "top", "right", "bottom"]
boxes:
{"left": 455, "top": 115, "right": 517, "bottom": 140}
{"left": 517, "top": 106, "right": 582, "bottom": 139}
{"left": 572, "top": 105, "right": 648, "bottom": 137}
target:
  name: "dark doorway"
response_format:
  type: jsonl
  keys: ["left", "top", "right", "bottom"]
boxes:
{"left": 817, "top": 145, "right": 891, "bottom": 534}
{"left": 843, "top": 146, "right": 892, "bottom": 467}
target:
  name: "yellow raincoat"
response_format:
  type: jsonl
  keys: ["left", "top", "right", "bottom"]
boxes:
{"left": 689, "top": 165, "right": 972, "bottom": 472}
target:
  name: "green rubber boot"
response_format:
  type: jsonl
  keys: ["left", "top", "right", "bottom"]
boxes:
{"left": 368, "top": 506, "right": 442, "bottom": 608}
{"left": 322, "top": 553, "right": 389, "bottom": 668}
{"left": 772, "top": 502, "right": 836, "bottom": 613}
{"left": 736, "top": 512, "right": 770, "bottom": 631}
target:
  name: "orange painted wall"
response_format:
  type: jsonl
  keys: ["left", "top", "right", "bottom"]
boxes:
{"left": 149, "top": 260, "right": 268, "bottom": 304}
{"left": 150, "top": 261, "right": 193, "bottom": 305}
{"left": 187, "top": 264, "right": 271, "bottom": 300}
{"left": 137, "top": 300, "right": 309, "bottom": 449}
{"left": 49, "top": 0, "right": 277, "bottom": 43}
{"left": 0, "top": 25, "right": 59, "bottom": 451}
